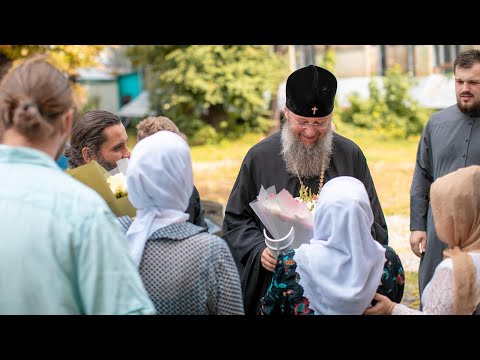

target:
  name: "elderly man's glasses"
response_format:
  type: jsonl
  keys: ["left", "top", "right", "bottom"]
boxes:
{"left": 291, "top": 118, "right": 330, "bottom": 129}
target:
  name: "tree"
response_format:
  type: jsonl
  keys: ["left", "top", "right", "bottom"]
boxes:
{"left": 319, "top": 46, "right": 336, "bottom": 74}
{"left": 0, "top": 45, "right": 104, "bottom": 110}
{"left": 0, "top": 45, "right": 103, "bottom": 77}
{"left": 128, "top": 45, "right": 287, "bottom": 144}
{"left": 340, "top": 64, "right": 432, "bottom": 139}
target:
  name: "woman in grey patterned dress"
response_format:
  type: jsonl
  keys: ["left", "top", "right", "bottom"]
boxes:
{"left": 119, "top": 131, "right": 244, "bottom": 315}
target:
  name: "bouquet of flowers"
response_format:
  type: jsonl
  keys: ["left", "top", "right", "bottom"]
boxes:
{"left": 66, "top": 158, "right": 136, "bottom": 218}
{"left": 106, "top": 172, "right": 128, "bottom": 198}
{"left": 105, "top": 158, "right": 129, "bottom": 198}
{"left": 250, "top": 185, "right": 314, "bottom": 256}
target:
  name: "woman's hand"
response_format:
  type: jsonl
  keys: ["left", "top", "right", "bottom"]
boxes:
{"left": 261, "top": 247, "right": 277, "bottom": 272}
{"left": 363, "top": 293, "right": 396, "bottom": 315}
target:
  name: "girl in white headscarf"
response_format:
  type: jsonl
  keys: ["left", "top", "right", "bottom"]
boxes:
{"left": 260, "top": 176, "right": 404, "bottom": 315}
{"left": 119, "top": 131, "right": 244, "bottom": 315}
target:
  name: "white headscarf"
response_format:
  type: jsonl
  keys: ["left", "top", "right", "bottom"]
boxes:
{"left": 126, "top": 131, "right": 193, "bottom": 266}
{"left": 293, "top": 176, "right": 386, "bottom": 315}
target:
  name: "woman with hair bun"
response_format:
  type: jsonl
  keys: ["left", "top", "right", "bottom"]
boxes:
{"left": 0, "top": 56, "right": 155, "bottom": 315}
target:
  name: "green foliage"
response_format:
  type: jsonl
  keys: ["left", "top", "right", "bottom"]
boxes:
{"left": 319, "top": 48, "right": 340, "bottom": 111}
{"left": 403, "top": 271, "right": 420, "bottom": 308}
{"left": 0, "top": 45, "right": 103, "bottom": 75}
{"left": 127, "top": 45, "right": 287, "bottom": 144}
{"left": 319, "top": 47, "right": 336, "bottom": 74}
{"left": 0, "top": 45, "right": 104, "bottom": 110}
{"left": 190, "top": 124, "right": 218, "bottom": 146}
{"left": 339, "top": 64, "right": 434, "bottom": 139}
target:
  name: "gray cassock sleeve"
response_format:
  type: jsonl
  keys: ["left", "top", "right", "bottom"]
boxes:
{"left": 410, "top": 120, "right": 433, "bottom": 231}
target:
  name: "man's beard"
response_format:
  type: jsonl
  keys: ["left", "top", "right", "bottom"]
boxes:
{"left": 280, "top": 123, "right": 333, "bottom": 179}
{"left": 457, "top": 93, "right": 480, "bottom": 115}
{"left": 96, "top": 154, "right": 117, "bottom": 172}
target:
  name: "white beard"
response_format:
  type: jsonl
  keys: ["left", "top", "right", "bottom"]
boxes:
{"left": 280, "top": 123, "right": 333, "bottom": 179}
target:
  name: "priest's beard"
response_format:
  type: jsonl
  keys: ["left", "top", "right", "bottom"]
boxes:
{"left": 280, "top": 123, "right": 333, "bottom": 179}
{"left": 457, "top": 94, "right": 480, "bottom": 115}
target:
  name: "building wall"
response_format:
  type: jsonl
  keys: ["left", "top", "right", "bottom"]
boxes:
{"left": 464, "top": 45, "right": 480, "bottom": 51}
{"left": 310, "top": 45, "right": 479, "bottom": 78}
{"left": 368, "top": 45, "right": 379, "bottom": 76}
{"left": 332, "top": 45, "right": 370, "bottom": 77}
{"left": 315, "top": 45, "right": 413, "bottom": 77}
{"left": 414, "top": 45, "right": 435, "bottom": 76}
{"left": 390, "top": 45, "right": 408, "bottom": 72}
{"left": 80, "top": 81, "right": 120, "bottom": 113}
{"left": 118, "top": 72, "right": 143, "bottom": 105}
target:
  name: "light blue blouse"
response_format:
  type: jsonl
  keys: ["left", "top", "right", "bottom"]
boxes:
{"left": 0, "top": 145, "right": 155, "bottom": 315}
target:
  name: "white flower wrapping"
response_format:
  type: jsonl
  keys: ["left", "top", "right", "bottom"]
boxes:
{"left": 106, "top": 172, "right": 128, "bottom": 198}
{"left": 249, "top": 185, "right": 314, "bottom": 255}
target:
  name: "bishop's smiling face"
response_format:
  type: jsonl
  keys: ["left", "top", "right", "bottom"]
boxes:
{"left": 284, "top": 107, "right": 332, "bottom": 147}
{"left": 281, "top": 107, "right": 333, "bottom": 179}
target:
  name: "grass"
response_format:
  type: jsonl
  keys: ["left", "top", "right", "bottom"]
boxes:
{"left": 190, "top": 132, "right": 266, "bottom": 205}
{"left": 333, "top": 121, "right": 420, "bottom": 216}
{"left": 190, "top": 132, "right": 265, "bottom": 162}
{"left": 127, "top": 128, "right": 138, "bottom": 151}
{"left": 402, "top": 271, "right": 421, "bottom": 309}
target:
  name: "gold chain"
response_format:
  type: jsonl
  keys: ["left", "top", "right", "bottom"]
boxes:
{"left": 295, "top": 160, "right": 326, "bottom": 201}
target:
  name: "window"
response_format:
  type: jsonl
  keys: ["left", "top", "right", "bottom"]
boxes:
{"left": 434, "top": 45, "right": 460, "bottom": 73}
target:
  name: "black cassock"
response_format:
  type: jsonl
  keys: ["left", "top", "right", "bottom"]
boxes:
{"left": 186, "top": 185, "right": 208, "bottom": 231}
{"left": 222, "top": 131, "right": 389, "bottom": 315}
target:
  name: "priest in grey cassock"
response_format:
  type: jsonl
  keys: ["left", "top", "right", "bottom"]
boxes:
{"left": 222, "top": 65, "right": 389, "bottom": 315}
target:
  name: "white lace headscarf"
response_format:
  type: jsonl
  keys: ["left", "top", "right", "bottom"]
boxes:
{"left": 294, "top": 176, "right": 386, "bottom": 314}
{"left": 126, "top": 131, "right": 193, "bottom": 266}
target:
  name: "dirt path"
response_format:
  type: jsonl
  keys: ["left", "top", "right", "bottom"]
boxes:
{"left": 386, "top": 215, "right": 419, "bottom": 272}
{"left": 386, "top": 215, "right": 421, "bottom": 307}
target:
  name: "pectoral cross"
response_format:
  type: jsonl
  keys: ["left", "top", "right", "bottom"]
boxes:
{"left": 312, "top": 106, "right": 318, "bottom": 115}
